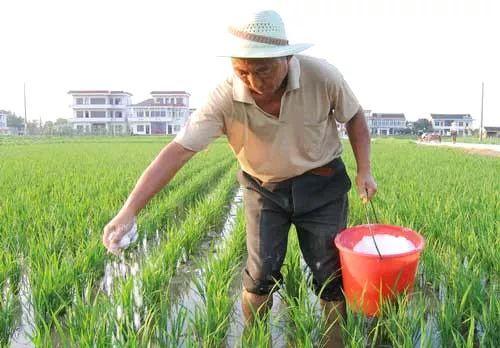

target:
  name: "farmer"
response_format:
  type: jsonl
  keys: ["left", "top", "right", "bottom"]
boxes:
{"left": 450, "top": 121, "right": 458, "bottom": 144}
{"left": 102, "top": 10, "right": 377, "bottom": 347}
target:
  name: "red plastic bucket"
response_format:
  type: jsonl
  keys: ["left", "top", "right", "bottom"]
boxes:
{"left": 334, "top": 224, "right": 425, "bottom": 316}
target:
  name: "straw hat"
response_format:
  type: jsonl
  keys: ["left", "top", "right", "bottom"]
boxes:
{"left": 220, "top": 10, "right": 313, "bottom": 58}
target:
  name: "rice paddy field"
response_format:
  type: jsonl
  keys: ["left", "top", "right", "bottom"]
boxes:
{"left": 0, "top": 136, "right": 498, "bottom": 347}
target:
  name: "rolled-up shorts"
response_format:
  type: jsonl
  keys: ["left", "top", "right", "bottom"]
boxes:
{"left": 236, "top": 157, "right": 351, "bottom": 301}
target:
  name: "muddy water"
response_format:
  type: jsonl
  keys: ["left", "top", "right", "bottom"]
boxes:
{"left": 162, "top": 188, "right": 245, "bottom": 345}
{"left": 10, "top": 271, "right": 35, "bottom": 348}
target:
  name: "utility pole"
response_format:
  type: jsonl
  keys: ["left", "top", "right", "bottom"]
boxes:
{"left": 479, "top": 82, "right": 484, "bottom": 142}
{"left": 24, "top": 83, "right": 28, "bottom": 136}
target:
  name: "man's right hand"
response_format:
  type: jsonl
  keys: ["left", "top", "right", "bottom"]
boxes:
{"left": 102, "top": 210, "right": 137, "bottom": 255}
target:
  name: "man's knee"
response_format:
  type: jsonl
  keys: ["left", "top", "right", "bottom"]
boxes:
{"left": 242, "top": 268, "right": 283, "bottom": 296}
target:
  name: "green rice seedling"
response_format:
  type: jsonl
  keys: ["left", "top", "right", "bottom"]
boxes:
{"left": 139, "top": 164, "right": 238, "bottom": 305}
{"left": 1, "top": 137, "right": 233, "bottom": 345}
{"left": 2, "top": 137, "right": 498, "bottom": 345}
{"left": 0, "top": 254, "right": 19, "bottom": 346}
{"left": 281, "top": 230, "right": 326, "bottom": 347}
{"left": 190, "top": 208, "right": 246, "bottom": 346}
{"left": 375, "top": 292, "right": 428, "bottom": 348}
{"left": 94, "top": 165, "right": 239, "bottom": 344}
{"left": 241, "top": 310, "right": 273, "bottom": 348}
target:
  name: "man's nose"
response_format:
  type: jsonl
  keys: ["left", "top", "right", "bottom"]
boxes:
{"left": 248, "top": 74, "right": 264, "bottom": 91}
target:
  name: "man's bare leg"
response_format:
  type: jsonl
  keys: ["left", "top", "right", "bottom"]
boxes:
{"left": 242, "top": 289, "right": 273, "bottom": 325}
{"left": 320, "top": 299, "right": 346, "bottom": 348}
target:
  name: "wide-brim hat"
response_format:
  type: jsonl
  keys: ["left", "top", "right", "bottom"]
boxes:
{"left": 219, "top": 10, "right": 313, "bottom": 58}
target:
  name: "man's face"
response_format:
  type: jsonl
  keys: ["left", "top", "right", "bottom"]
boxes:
{"left": 231, "top": 57, "right": 290, "bottom": 97}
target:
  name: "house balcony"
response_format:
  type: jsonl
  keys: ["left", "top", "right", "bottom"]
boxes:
{"left": 71, "top": 104, "right": 130, "bottom": 109}
{"left": 128, "top": 116, "right": 174, "bottom": 122}
{"left": 69, "top": 117, "right": 126, "bottom": 123}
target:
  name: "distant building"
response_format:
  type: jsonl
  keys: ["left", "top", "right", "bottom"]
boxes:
{"left": 129, "top": 91, "right": 190, "bottom": 135}
{"left": 430, "top": 114, "right": 473, "bottom": 136}
{"left": 68, "top": 90, "right": 132, "bottom": 134}
{"left": 68, "top": 90, "right": 190, "bottom": 135}
{"left": 0, "top": 112, "right": 7, "bottom": 133}
{"left": 484, "top": 126, "right": 500, "bottom": 138}
{"left": 366, "top": 112, "right": 407, "bottom": 135}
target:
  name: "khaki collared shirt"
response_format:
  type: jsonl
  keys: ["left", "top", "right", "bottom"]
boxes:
{"left": 174, "top": 55, "right": 361, "bottom": 183}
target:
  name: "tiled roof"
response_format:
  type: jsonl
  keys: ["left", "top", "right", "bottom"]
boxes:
{"left": 150, "top": 91, "right": 190, "bottom": 95}
{"left": 68, "top": 90, "right": 133, "bottom": 96}
{"left": 484, "top": 126, "right": 500, "bottom": 131}
{"left": 132, "top": 98, "right": 187, "bottom": 107}
{"left": 370, "top": 113, "right": 406, "bottom": 119}
{"left": 430, "top": 114, "right": 472, "bottom": 119}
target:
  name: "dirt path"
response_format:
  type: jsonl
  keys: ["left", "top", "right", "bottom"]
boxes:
{"left": 416, "top": 141, "right": 500, "bottom": 157}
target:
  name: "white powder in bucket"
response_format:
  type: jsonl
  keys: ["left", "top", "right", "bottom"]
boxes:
{"left": 353, "top": 234, "right": 415, "bottom": 255}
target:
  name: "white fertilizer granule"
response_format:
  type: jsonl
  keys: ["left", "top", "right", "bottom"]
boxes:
{"left": 353, "top": 234, "right": 415, "bottom": 255}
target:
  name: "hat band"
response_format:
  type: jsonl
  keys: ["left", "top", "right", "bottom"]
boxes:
{"left": 228, "top": 26, "right": 289, "bottom": 46}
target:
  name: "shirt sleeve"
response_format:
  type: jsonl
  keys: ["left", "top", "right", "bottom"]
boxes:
{"left": 326, "top": 63, "right": 361, "bottom": 123}
{"left": 173, "top": 80, "right": 232, "bottom": 152}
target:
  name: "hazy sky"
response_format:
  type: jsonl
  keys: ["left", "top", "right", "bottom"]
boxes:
{"left": 1, "top": 0, "right": 499, "bottom": 126}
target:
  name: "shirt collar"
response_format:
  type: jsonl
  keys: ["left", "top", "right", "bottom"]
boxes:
{"left": 232, "top": 55, "right": 301, "bottom": 104}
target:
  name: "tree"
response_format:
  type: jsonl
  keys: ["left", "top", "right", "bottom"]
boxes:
{"left": 1, "top": 110, "right": 24, "bottom": 128}
{"left": 413, "top": 118, "right": 434, "bottom": 134}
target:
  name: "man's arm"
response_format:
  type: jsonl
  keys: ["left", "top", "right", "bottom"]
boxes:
{"left": 345, "top": 108, "right": 377, "bottom": 202}
{"left": 121, "top": 141, "right": 196, "bottom": 215}
{"left": 103, "top": 141, "right": 195, "bottom": 252}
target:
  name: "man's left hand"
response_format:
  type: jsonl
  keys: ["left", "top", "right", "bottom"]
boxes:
{"left": 355, "top": 171, "right": 377, "bottom": 203}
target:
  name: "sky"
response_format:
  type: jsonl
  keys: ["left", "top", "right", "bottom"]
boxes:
{"left": 0, "top": 0, "right": 499, "bottom": 127}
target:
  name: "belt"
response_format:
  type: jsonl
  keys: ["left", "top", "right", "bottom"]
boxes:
{"left": 307, "top": 166, "right": 335, "bottom": 176}
{"left": 306, "top": 158, "right": 340, "bottom": 177}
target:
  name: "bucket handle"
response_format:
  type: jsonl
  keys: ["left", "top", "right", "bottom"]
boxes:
{"left": 364, "top": 188, "right": 383, "bottom": 260}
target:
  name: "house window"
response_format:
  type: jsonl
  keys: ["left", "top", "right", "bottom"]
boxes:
{"left": 115, "top": 125, "right": 123, "bottom": 133}
{"left": 90, "top": 111, "right": 106, "bottom": 118}
{"left": 160, "top": 111, "right": 166, "bottom": 117}
{"left": 145, "top": 111, "right": 150, "bottom": 117}
{"left": 156, "top": 98, "right": 162, "bottom": 103}
{"left": 115, "top": 98, "right": 121, "bottom": 105}
{"left": 137, "top": 125, "right": 145, "bottom": 132}
{"left": 76, "top": 98, "right": 83, "bottom": 105}
{"left": 115, "top": 111, "right": 122, "bottom": 118}
{"left": 90, "top": 98, "right": 106, "bottom": 105}
{"left": 109, "top": 111, "right": 114, "bottom": 118}
{"left": 76, "top": 111, "right": 83, "bottom": 118}
{"left": 458, "top": 122, "right": 463, "bottom": 126}
{"left": 137, "top": 111, "right": 144, "bottom": 117}
{"left": 435, "top": 121, "right": 440, "bottom": 126}
{"left": 76, "top": 125, "right": 84, "bottom": 132}
{"left": 84, "top": 111, "right": 90, "bottom": 118}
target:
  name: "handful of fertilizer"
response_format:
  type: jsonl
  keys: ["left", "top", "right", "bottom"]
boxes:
{"left": 109, "top": 219, "right": 138, "bottom": 252}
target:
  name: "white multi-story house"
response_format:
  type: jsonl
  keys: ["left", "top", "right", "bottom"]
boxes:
{"left": 68, "top": 90, "right": 132, "bottom": 134}
{"left": 0, "top": 112, "right": 7, "bottom": 132}
{"left": 128, "top": 91, "right": 190, "bottom": 135}
{"left": 430, "top": 114, "right": 473, "bottom": 136}
{"left": 68, "top": 90, "right": 190, "bottom": 135}
{"left": 366, "top": 112, "right": 407, "bottom": 135}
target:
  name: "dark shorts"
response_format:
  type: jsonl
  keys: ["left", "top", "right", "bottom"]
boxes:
{"left": 237, "top": 157, "right": 351, "bottom": 301}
